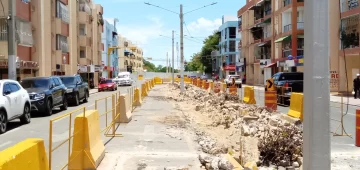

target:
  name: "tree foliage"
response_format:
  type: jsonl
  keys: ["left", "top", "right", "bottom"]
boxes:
{"left": 143, "top": 59, "right": 178, "bottom": 73}
{"left": 185, "top": 31, "right": 220, "bottom": 73}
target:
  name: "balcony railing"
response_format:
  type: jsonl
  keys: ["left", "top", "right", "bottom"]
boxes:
{"left": 284, "top": 0, "right": 292, "bottom": 7}
{"left": 341, "top": 0, "right": 359, "bottom": 12}
{"left": 264, "top": 32, "right": 272, "bottom": 38}
{"left": 283, "top": 49, "right": 304, "bottom": 58}
{"left": 284, "top": 24, "right": 291, "bottom": 32}
{"left": 297, "top": 22, "right": 304, "bottom": 29}
{"left": 0, "top": 18, "right": 7, "bottom": 41}
{"left": 264, "top": 9, "right": 271, "bottom": 16}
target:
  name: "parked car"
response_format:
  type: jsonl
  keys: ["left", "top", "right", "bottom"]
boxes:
{"left": 272, "top": 72, "right": 303, "bottom": 106}
{"left": 20, "top": 76, "right": 68, "bottom": 116}
{"left": 224, "top": 75, "right": 242, "bottom": 88}
{"left": 60, "top": 75, "right": 89, "bottom": 106}
{"left": 0, "top": 80, "right": 31, "bottom": 134}
{"left": 98, "top": 79, "right": 117, "bottom": 92}
{"left": 113, "top": 72, "right": 133, "bottom": 86}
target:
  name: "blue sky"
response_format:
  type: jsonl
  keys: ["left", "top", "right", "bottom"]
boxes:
{"left": 93, "top": 0, "right": 245, "bottom": 68}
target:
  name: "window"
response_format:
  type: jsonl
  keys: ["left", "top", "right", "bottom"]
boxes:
{"left": 56, "top": 35, "right": 68, "bottom": 52}
{"left": 21, "top": 79, "right": 50, "bottom": 88}
{"left": 9, "top": 83, "right": 20, "bottom": 92}
{"left": 76, "top": 76, "right": 83, "bottom": 83}
{"left": 3, "top": 84, "right": 11, "bottom": 94}
{"left": 80, "top": 50, "right": 86, "bottom": 58}
{"left": 52, "top": 78, "right": 61, "bottom": 86}
{"left": 238, "top": 16, "right": 242, "bottom": 27}
{"left": 79, "top": 24, "right": 86, "bottom": 36}
{"left": 56, "top": 1, "right": 69, "bottom": 24}
{"left": 229, "top": 41, "right": 236, "bottom": 52}
{"left": 229, "top": 27, "right": 236, "bottom": 38}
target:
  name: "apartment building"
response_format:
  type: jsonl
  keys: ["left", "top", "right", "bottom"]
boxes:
{"left": 237, "top": 0, "right": 304, "bottom": 85}
{"left": 117, "top": 37, "right": 143, "bottom": 73}
{"left": 0, "top": 0, "right": 103, "bottom": 85}
{"left": 101, "top": 19, "right": 119, "bottom": 78}
{"left": 217, "top": 15, "right": 241, "bottom": 78}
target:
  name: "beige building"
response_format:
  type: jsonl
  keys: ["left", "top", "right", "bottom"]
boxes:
{"left": 117, "top": 36, "right": 143, "bottom": 72}
{"left": 0, "top": 0, "right": 103, "bottom": 85}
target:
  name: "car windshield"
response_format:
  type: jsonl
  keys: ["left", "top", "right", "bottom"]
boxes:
{"left": 60, "top": 77, "right": 76, "bottom": 86}
{"left": 21, "top": 79, "right": 50, "bottom": 88}
{"left": 229, "top": 76, "right": 240, "bottom": 79}
{"left": 118, "top": 75, "right": 129, "bottom": 78}
{"left": 100, "top": 80, "right": 113, "bottom": 84}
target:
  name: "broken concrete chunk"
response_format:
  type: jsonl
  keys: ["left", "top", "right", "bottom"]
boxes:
{"left": 199, "top": 153, "right": 214, "bottom": 164}
{"left": 244, "top": 161, "right": 258, "bottom": 170}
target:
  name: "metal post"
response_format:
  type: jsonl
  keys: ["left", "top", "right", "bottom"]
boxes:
{"left": 8, "top": 0, "right": 16, "bottom": 80}
{"left": 171, "top": 30, "right": 174, "bottom": 84}
{"left": 179, "top": 4, "right": 184, "bottom": 92}
{"left": 177, "top": 42, "right": 179, "bottom": 70}
{"left": 166, "top": 52, "right": 168, "bottom": 73}
{"left": 303, "top": 0, "right": 330, "bottom": 169}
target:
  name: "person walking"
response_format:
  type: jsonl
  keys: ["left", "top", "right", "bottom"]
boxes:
{"left": 354, "top": 74, "right": 360, "bottom": 99}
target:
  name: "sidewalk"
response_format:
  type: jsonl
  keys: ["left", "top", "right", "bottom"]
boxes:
{"left": 98, "top": 85, "right": 201, "bottom": 170}
{"left": 89, "top": 88, "right": 98, "bottom": 95}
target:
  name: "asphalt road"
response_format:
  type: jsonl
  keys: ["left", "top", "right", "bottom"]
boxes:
{"left": 0, "top": 85, "right": 135, "bottom": 170}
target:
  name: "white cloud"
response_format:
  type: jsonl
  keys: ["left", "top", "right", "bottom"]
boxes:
{"left": 185, "top": 17, "right": 222, "bottom": 37}
{"left": 115, "top": 16, "right": 169, "bottom": 46}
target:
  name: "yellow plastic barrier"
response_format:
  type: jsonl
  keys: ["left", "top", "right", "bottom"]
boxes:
{"left": 151, "top": 79, "right": 155, "bottom": 87}
{"left": 202, "top": 80, "right": 206, "bottom": 88}
{"left": 287, "top": 93, "right": 304, "bottom": 121}
{"left": 69, "top": 110, "right": 105, "bottom": 170}
{"left": 0, "top": 138, "right": 49, "bottom": 170}
{"left": 116, "top": 94, "right": 132, "bottom": 123}
{"left": 197, "top": 79, "right": 201, "bottom": 87}
{"left": 175, "top": 78, "right": 180, "bottom": 82}
{"left": 184, "top": 77, "right": 191, "bottom": 84}
{"left": 134, "top": 88, "right": 142, "bottom": 106}
{"left": 225, "top": 154, "right": 243, "bottom": 170}
{"left": 221, "top": 83, "right": 227, "bottom": 92}
{"left": 146, "top": 81, "right": 150, "bottom": 91}
{"left": 243, "top": 86, "right": 256, "bottom": 104}
{"left": 138, "top": 74, "right": 143, "bottom": 80}
{"left": 209, "top": 82, "right": 214, "bottom": 90}
{"left": 154, "top": 77, "right": 163, "bottom": 84}
{"left": 141, "top": 83, "right": 148, "bottom": 98}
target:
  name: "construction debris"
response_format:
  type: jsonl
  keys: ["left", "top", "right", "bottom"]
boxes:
{"left": 165, "top": 83, "right": 304, "bottom": 170}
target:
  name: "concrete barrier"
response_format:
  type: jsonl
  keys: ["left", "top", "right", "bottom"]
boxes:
{"left": 0, "top": 138, "right": 49, "bottom": 170}
{"left": 134, "top": 88, "right": 142, "bottom": 106}
{"left": 69, "top": 110, "right": 105, "bottom": 170}
{"left": 229, "top": 86, "right": 237, "bottom": 95}
{"left": 141, "top": 83, "right": 148, "bottom": 97}
{"left": 243, "top": 86, "right": 256, "bottom": 104}
{"left": 287, "top": 93, "right": 304, "bottom": 121}
{"left": 116, "top": 94, "right": 132, "bottom": 123}
{"left": 151, "top": 79, "right": 155, "bottom": 87}
{"left": 185, "top": 77, "right": 192, "bottom": 84}
{"left": 138, "top": 74, "right": 144, "bottom": 80}
{"left": 154, "top": 77, "right": 163, "bottom": 84}
{"left": 224, "top": 154, "right": 243, "bottom": 170}
{"left": 202, "top": 80, "right": 206, "bottom": 89}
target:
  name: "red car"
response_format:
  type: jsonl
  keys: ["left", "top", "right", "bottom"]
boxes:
{"left": 98, "top": 79, "right": 117, "bottom": 92}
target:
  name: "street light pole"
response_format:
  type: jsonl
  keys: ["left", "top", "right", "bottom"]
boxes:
{"left": 8, "top": 0, "right": 16, "bottom": 80}
{"left": 303, "top": 0, "right": 330, "bottom": 169}
{"left": 166, "top": 52, "right": 168, "bottom": 73}
{"left": 172, "top": 30, "right": 175, "bottom": 84}
{"left": 179, "top": 4, "right": 184, "bottom": 92}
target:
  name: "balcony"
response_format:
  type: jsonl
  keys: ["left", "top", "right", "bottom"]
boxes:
{"left": 79, "top": 11, "right": 89, "bottom": 24}
{"left": 340, "top": 15, "right": 360, "bottom": 49}
{"left": 341, "top": 0, "right": 359, "bottom": 13}
{"left": 283, "top": 22, "right": 304, "bottom": 32}
{"left": 284, "top": 0, "right": 292, "bottom": 7}
{"left": 79, "top": 35, "right": 86, "bottom": 47}
{"left": 283, "top": 49, "right": 304, "bottom": 58}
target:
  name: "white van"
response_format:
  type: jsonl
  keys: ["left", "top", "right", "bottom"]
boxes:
{"left": 113, "top": 72, "right": 133, "bottom": 86}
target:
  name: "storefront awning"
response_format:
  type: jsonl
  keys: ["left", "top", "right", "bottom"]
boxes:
{"left": 274, "top": 35, "right": 291, "bottom": 43}
{"left": 263, "top": 17, "right": 271, "bottom": 23}
{"left": 264, "top": 63, "right": 276, "bottom": 68}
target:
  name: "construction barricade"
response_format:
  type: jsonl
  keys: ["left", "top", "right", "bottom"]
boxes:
{"left": 204, "top": 82, "right": 209, "bottom": 89}
{"left": 138, "top": 74, "right": 144, "bottom": 80}
{"left": 264, "top": 91, "right": 277, "bottom": 111}
{"left": 154, "top": 77, "right": 163, "bottom": 84}
{"left": 243, "top": 86, "right": 256, "bottom": 104}
{"left": 209, "top": 82, "right": 214, "bottom": 91}
{"left": 184, "top": 77, "right": 192, "bottom": 84}
{"left": 213, "top": 83, "right": 221, "bottom": 93}
{"left": 221, "top": 83, "right": 227, "bottom": 92}
{"left": 0, "top": 138, "right": 49, "bottom": 170}
{"left": 197, "top": 79, "right": 202, "bottom": 87}
{"left": 142, "top": 83, "right": 148, "bottom": 98}
{"left": 287, "top": 93, "right": 304, "bottom": 121}
{"left": 202, "top": 80, "right": 206, "bottom": 89}
{"left": 228, "top": 85, "right": 237, "bottom": 95}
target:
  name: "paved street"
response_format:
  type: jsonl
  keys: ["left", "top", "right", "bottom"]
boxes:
{"left": 0, "top": 85, "right": 133, "bottom": 170}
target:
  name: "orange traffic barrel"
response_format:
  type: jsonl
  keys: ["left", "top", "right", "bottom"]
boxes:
{"left": 229, "top": 85, "right": 237, "bottom": 95}
{"left": 356, "top": 109, "right": 360, "bottom": 146}
{"left": 264, "top": 91, "right": 277, "bottom": 111}
{"left": 204, "top": 82, "right": 209, "bottom": 89}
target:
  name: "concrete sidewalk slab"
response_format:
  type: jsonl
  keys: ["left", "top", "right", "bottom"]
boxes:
{"left": 98, "top": 85, "right": 201, "bottom": 170}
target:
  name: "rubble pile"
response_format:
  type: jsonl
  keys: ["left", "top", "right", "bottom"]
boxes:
{"left": 166, "top": 84, "right": 303, "bottom": 169}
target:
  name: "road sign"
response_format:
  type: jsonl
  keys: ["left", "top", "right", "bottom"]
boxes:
{"left": 266, "top": 78, "right": 275, "bottom": 91}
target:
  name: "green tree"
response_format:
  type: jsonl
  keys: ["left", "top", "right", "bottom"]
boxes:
{"left": 143, "top": 59, "right": 156, "bottom": 71}
{"left": 199, "top": 31, "right": 220, "bottom": 73}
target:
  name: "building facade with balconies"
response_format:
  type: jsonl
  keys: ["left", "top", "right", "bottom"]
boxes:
{"left": 101, "top": 19, "right": 118, "bottom": 78}
{"left": 118, "top": 37, "right": 143, "bottom": 73}
{"left": 237, "top": 0, "right": 304, "bottom": 85}
{"left": 218, "top": 16, "right": 240, "bottom": 78}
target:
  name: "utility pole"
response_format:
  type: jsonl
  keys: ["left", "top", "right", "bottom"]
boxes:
{"left": 8, "top": 0, "right": 17, "bottom": 80}
{"left": 172, "top": 30, "right": 175, "bottom": 84}
{"left": 166, "top": 52, "right": 168, "bottom": 73}
{"left": 303, "top": 0, "right": 330, "bottom": 169}
{"left": 179, "top": 4, "right": 184, "bottom": 92}
{"left": 176, "top": 42, "right": 179, "bottom": 70}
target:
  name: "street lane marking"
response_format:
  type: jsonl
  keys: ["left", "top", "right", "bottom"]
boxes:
{"left": 51, "top": 127, "right": 74, "bottom": 143}
{"left": 0, "top": 141, "right": 12, "bottom": 150}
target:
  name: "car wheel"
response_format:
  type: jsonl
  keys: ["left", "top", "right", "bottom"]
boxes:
{"left": 20, "top": 103, "right": 31, "bottom": 124}
{"left": 60, "top": 96, "right": 68, "bottom": 110}
{"left": 74, "top": 93, "right": 80, "bottom": 106}
{"left": 44, "top": 99, "right": 53, "bottom": 116}
{"left": 83, "top": 91, "right": 89, "bottom": 103}
{"left": 0, "top": 111, "right": 7, "bottom": 134}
